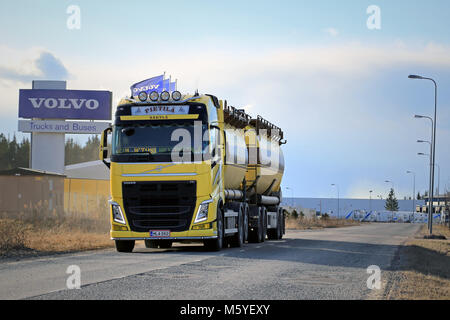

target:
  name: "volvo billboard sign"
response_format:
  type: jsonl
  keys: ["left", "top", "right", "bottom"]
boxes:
{"left": 18, "top": 81, "right": 113, "bottom": 174}
{"left": 19, "top": 89, "right": 112, "bottom": 120}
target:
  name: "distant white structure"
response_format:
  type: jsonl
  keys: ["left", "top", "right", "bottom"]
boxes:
{"left": 65, "top": 160, "right": 110, "bottom": 180}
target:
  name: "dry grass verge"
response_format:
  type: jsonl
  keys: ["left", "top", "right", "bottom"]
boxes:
{"left": 0, "top": 214, "right": 113, "bottom": 259}
{"left": 286, "top": 217, "right": 361, "bottom": 230}
{"left": 385, "top": 225, "right": 450, "bottom": 300}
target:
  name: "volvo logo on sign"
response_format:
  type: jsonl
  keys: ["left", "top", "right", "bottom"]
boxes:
{"left": 19, "top": 89, "right": 112, "bottom": 120}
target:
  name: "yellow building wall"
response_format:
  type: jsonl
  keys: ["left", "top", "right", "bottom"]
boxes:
{"left": 64, "top": 178, "right": 110, "bottom": 220}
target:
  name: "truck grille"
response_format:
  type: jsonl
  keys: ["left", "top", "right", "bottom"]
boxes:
{"left": 122, "top": 181, "right": 197, "bottom": 232}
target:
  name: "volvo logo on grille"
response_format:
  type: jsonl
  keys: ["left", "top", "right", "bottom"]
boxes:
{"left": 143, "top": 164, "right": 175, "bottom": 174}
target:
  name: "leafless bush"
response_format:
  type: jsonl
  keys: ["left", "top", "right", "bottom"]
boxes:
{"left": 0, "top": 219, "right": 30, "bottom": 252}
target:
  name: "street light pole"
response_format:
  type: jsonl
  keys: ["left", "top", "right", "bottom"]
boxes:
{"left": 331, "top": 184, "right": 340, "bottom": 219}
{"left": 418, "top": 150, "right": 439, "bottom": 232}
{"left": 416, "top": 115, "right": 434, "bottom": 232}
{"left": 409, "top": 75, "right": 438, "bottom": 235}
{"left": 285, "top": 187, "right": 294, "bottom": 208}
{"left": 406, "top": 171, "right": 416, "bottom": 214}
{"left": 369, "top": 190, "right": 373, "bottom": 212}
{"left": 435, "top": 163, "right": 440, "bottom": 196}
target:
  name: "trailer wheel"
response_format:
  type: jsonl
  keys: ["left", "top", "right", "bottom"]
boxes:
{"left": 278, "top": 208, "right": 284, "bottom": 239}
{"left": 248, "top": 206, "right": 263, "bottom": 243}
{"left": 115, "top": 240, "right": 135, "bottom": 253}
{"left": 260, "top": 207, "right": 267, "bottom": 242}
{"left": 244, "top": 204, "right": 249, "bottom": 242}
{"left": 204, "top": 206, "right": 224, "bottom": 251}
{"left": 230, "top": 205, "right": 244, "bottom": 248}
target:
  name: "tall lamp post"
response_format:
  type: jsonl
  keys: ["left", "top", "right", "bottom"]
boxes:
{"left": 416, "top": 114, "right": 434, "bottom": 232}
{"left": 285, "top": 186, "right": 294, "bottom": 208}
{"left": 331, "top": 184, "right": 340, "bottom": 219}
{"left": 409, "top": 74, "right": 438, "bottom": 235}
{"left": 406, "top": 171, "right": 416, "bottom": 214}
{"left": 418, "top": 151, "right": 440, "bottom": 231}
{"left": 369, "top": 190, "right": 373, "bottom": 212}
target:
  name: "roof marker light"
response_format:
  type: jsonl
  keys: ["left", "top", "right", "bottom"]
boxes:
{"left": 172, "top": 91, "right": 182, "bottom": 101}
{"left": 160, "top": 91, "right": 170, "bottom": 101}
{"left": 149, "top": 91, "right": 159, "bottom": 101}
{"left": 138, "top": 91, "right": 148, "bottom": 102}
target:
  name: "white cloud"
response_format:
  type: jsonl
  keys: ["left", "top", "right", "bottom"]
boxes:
{"left": 324, "top": 27, "right": 339, "bottom": 37}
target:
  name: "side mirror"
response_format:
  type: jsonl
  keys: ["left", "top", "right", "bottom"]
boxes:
{"left": 99, "top": 127, "right": 112, "bottom": 169}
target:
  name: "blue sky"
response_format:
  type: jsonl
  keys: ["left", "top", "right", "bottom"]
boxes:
{"left": 1, "top": 0, "right": 450, "bottom": 199}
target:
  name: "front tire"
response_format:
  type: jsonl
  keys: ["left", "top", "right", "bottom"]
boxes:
{"left": 204, "top": 206, "right": 224, "bottom": 251}
{"left": 115, "top": 240, "right": 135, "bottom": 253}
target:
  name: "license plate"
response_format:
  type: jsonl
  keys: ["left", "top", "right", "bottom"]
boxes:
{"left": 149, "top": 230, "right": 170, "bottom": 238}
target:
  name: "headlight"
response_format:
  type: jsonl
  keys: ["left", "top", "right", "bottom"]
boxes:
{"left": 110, "top": 201, "right": 126, "bottom": 224}
{"left": 138, "top": 91, "right": 148, "bottom": 102}
{"left": 160, "top": 91, "right": 170, "bottom": 101}
{"left": 172, "top": 91, "right": 182, "bottom": 101}
{"left": 149, "top": 91, "right": 159, "bottom": 101}
{"left": 194, "top": 199, "right": 213, "bottom": 224}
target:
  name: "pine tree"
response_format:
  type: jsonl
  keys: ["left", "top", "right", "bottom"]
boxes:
{"left": 385, "top": 188, "right": 399, "bottom": 212}
{"left": 0, "top": 131, "right": 103, "bottom": 168}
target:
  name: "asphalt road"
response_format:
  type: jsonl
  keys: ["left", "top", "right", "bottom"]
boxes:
{"left": 0, "top": 223, "right": 420, "bottom": 300}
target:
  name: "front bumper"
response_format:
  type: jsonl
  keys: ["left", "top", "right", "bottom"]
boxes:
{"left": 111, "top": 229, "right": 217, "bottom": 241}
{"left": 111, "top": 236, "right": 218, "bottom": 240}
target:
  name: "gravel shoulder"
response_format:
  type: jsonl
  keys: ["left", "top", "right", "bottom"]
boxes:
{"left": 381, "top": 225, "right": 450, "bottom": 300}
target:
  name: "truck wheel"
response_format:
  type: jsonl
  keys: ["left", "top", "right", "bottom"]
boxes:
{"left": 204, "top": 206, "right": 224, "bottom": 251}
{"left": 248, "top": 206, "right": 262, "bottom": 243}
{"left": 244, "top": 204, "right": 249, "bottom": 242}
{"left": 253, "top": 207, "right": 264, "bottom": 243}
{"left": 260, "top": 207, "right": 267, "bottom": 243}
{"left": 277, "top": 208, "right": 284, "bottom": 239}
{"left": 115, "top": 240, "right": 135, "bottom": 253}
{"left": 230, "top": 206, "right": 244, "bottom": 248}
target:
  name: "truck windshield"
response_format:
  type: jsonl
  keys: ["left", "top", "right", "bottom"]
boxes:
{"left": 111, "top": 122, "right": 210, "bottom": 162}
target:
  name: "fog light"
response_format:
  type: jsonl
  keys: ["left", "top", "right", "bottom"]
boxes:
{"left": 112, "top": 224, "right": 128, "bottom": 231}
{"left": 192, "top": 223, "right": 211, "bottom": 230}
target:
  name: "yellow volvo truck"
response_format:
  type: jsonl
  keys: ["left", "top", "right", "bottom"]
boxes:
{"left": 100, "top": 90, "right": 286, "bottom": 252}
